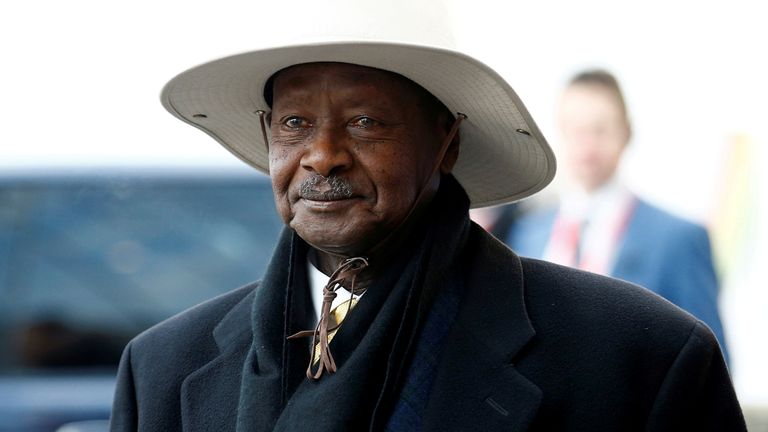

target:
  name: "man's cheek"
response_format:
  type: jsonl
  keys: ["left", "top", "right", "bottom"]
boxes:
{"left": 269, "top": 143, "right": 299, "bottom": 164}
{"left": 268, "top": 175, "right": 290, "bottom": 217}
{"left": 273, "top": 195, "right": 293, "bottom": 225}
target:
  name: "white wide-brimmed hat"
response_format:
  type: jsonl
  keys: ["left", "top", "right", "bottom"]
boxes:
{"left": 161, "top": 41, "right": 556, "bottom": 208}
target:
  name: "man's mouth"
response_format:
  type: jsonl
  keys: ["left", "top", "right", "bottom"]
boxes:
{"left": 301, "top": 191, "right": 352, "bottom": 201}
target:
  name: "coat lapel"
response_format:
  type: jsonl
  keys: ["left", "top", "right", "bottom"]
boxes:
{"left": 424, "top": 227, "right": 542, "bottom": 431}
{"left": 179, "top": 288, "right": 255, "bottom": 432}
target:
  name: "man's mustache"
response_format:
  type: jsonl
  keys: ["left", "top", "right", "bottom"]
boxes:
{"left": 299, "top": 174, "right": 354, "bottom": 200}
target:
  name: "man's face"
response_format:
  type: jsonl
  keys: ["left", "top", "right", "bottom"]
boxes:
{"left": 268, "top": 63, "right": 453, "bottom": 256}
{"left": 558, "top": 84, "right": 630, "bottom": 192}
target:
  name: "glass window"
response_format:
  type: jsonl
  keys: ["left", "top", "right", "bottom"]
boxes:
{"left": 0, "top": 169, "right": 283, "bottom": 430}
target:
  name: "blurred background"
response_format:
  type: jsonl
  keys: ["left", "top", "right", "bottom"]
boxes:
{"left": 1, "top": 0, "right": 765, "bottom": 430}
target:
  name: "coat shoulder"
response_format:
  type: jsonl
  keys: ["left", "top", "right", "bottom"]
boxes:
{"left": 519, "top": 257, "right": 698, "bottom": 340}
{"left": 111, "top": 282, "right": 258, "bottom": 430}
{"left": 514, "top": 258, "right": 738, "bottom": 429}
{"left": 129, "top": 282, "right": 257, "bottom": 361}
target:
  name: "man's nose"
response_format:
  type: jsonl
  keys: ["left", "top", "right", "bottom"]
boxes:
{"left": 300, "top": 126, "right": 353, "bottom": 177}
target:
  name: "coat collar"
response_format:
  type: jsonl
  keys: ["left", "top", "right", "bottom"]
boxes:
{"left": 424, "top": 225, "right": 542, "bottom": 431}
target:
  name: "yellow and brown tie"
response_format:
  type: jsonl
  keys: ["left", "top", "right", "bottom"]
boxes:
{"left": 288, "top": 257, "right": 369, "bottom": 380}
{"left": 311, "top": 297, "right": 358, "bottom": 364}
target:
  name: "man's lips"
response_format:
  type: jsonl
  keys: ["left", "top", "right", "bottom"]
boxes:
{"left": 298, "top": 194, "right": 362, "bottom": 212}
{"left": 299, "top": 189, "right": 354, "bottom": 201}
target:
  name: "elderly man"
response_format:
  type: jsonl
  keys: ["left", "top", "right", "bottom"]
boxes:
{"left": 110, "top": 43, "right": 744, "bottom": 431}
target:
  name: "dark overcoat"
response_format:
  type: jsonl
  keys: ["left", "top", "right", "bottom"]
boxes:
{"left": 110, "top": 227, "right": 744, "bottom": 431}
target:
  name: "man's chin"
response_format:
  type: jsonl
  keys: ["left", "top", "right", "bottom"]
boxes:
{"left": 294, "top": 228, "right": 372, "bottom": 257}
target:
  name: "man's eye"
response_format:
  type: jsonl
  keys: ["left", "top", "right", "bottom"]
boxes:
{"left": 282, "top": 116, "right": 307, "bottom": 129}
{"left": 350, "top": 116, "right": 378, "bottom": 128}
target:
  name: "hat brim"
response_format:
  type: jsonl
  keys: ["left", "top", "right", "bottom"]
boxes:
{"left": 161, "top": 41, "right": 556, "bottom": 208}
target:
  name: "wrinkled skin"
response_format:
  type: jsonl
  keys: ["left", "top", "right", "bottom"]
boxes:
{"left": 268, "top": 62, "right": 458, "bottom": 273}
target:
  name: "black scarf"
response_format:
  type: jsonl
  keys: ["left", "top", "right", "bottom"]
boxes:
{"left": 236, "top": 175, "right": 471, "bottom": 431}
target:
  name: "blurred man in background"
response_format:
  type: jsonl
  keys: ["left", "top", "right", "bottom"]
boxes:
{"left": 505, "top": 70, "right": 729, "bottom": 362}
